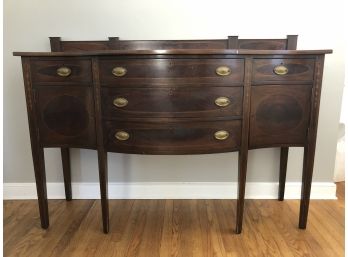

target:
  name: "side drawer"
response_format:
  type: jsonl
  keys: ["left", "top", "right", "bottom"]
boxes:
{"left": 99, "top": 58, "right": 244, "bottom": 85}
{"left": 31, "top": 58, "right": 92, "bottom": 84}
{"left": 101, "top": 86, "right": 243, "bottom": 118}
{"left": 252, "top": 58, "right": 315, "bottom": 83}
{"left": 104, "top": 119, "right": 241, "bottom": 154}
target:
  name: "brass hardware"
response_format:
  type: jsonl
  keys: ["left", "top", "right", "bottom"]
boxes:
{"left": 214, "top": 130, "right": 229, "bottom": 140}
{"left": 215, "top": 97, "right": 230, "bottom": 107}
{"left": 216, "top": 66, "right": 231, "bottom": 76}
{"left": 113, "top": 97, "right": 128, "bottom": 108}
{"left": 273, "top": 65, "right": 289, "bottom": 75}
{"left": 112, "top": 67, "right": 127, "bottom": 77}
{"left": 115, "top": 131, "right": 130, "bottom": 141}
{"left": 56, "top": 67, "right": 71, "bottom": 77}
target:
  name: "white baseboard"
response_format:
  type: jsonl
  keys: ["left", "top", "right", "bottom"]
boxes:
{"left": 3, "top": 182, "right": 337, "bottom": 200}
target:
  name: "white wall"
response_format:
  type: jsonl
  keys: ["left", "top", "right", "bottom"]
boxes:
{"left": 3, "top": 0, "right": 345, "bottom": 184}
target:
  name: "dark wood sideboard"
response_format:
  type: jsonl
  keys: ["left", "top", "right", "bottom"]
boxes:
{"left": 13, "top": 35, "right": 332, "bottom": 234}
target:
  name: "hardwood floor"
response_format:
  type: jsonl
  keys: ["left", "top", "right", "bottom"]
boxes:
{"left": 4, "top": 183, "right": 344, "bottom": 257}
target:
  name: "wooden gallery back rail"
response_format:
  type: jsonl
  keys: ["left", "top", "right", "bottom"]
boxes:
{"left": 13, "top": 35, "right": 332, "bottom": 234}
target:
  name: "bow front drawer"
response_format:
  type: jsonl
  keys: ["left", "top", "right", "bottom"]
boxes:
{"left": 30, "top": 58, "right": 92, "bottom": 84}
{"left": 101, "top": 86, "right": 243, "bottom": 118}
{"left": 99, "top": 58, "right": 244, "bottom": 85}
{"left": 252, "top": 59, "right": 315, "bottom": 83}
{"left": 104, "top": 120, "right": 241, "bottom": 154}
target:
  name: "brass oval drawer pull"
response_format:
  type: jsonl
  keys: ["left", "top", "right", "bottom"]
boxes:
{"left": 56, "top": 66, "right": 71, "bottom": 77}
{"left": 216, "top": 66, "right": 231, "bottom": 76}
{"left": 113, "top": 97, "right": 128, "bottom": 108}
{"left": 214, "top": 130, "right": 229, "bottom": 140}
{"left": 215, "top": 97, "right": 230, "bottom": 107}
{"left": 273, "top": 65, "right": 288, "bottom": 75}
{"left": 112, "top": 67, "right": 127, "bottom": 77}
{"left": 115, "top": 131, "right": 130, "bottom": 141}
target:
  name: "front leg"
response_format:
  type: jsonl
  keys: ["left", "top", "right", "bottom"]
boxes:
{"left": 236, "top": 150, "right": 248, "bottom": 234}
{"left": 278, "top": 147, "right": 289, "bottom": 201}
{"left": 61, "top": 148, "right": 72, "bottom": 201}
{"left": 299, "top": 146, "right": 315, "bottom": 229}
{"left": 97, "top": 149, "right": 109, "bottom": 233}
{"left": 32, "top": 146, "right": 49, "bottom": 229}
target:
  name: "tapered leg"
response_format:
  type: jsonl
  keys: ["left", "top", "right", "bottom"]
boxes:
{"left": 61, "top": 148, "right": 72, "bottom": 201}
{"left": 278, "top": 147, "right": 289, "bottom": 201}
{"left": 236, "top": 150, "right": 248, "bottom": 234}
{"left": 97, "top": 149, "right": 109, "bottom": 233}
{"left": 22, "top": 57, "right": 49, "bottom": 229}
{"left": 32, "top": 146, "right": 49, "bottom": 229}
{"left": 299, "top": 146, "right": 315, "bottom": 229}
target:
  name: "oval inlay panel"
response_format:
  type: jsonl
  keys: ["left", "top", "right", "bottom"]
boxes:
{"left": 42, "top": 95, "right": 89, "bottom": 136}
{"left": 255, "top": 95, "right": 303, "bottom": 133}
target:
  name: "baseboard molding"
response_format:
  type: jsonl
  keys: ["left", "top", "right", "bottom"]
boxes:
{"left": 3, "top": 182, "right": 337, "bottom": 200}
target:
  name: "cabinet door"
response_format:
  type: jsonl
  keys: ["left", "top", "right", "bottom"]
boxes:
{"left": 35, "top": 86, "right": 96, "bottom": 148}
{"left": 249, "top": 85, "right": 312, "bottom": 148}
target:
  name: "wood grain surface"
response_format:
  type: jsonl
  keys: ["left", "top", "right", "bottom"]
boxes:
{"left": 99, "top": 58, "right": 244, "bottom": 85}
{"left": 13, "top": 49, "right": 333, "bottom": 57}
{"left": 15, "top": 36, "right": 333, "bottom": 235}
{"left": 104, "top": 119, "right": 241, "bottom": 154}
{"left": 49, "top": 36, "right": 296, "bottom": 52}
{"left": 30, "top": 58, "right": 92, "bottom": 84}
{"left": 36, "top": 86, "right": 96, "bottom": 148}
{"left": 101, "top": 86, "right": 243, "bottom": 118}
{"left": 4, "top": 182, "right": 344, "bottom": 257}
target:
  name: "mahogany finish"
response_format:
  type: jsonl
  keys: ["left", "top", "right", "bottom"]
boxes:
{"left": 61, "top": 148, "right": 72, "bottom": 201}
{"left": 249, "top": 84, "right": 312, "bottom": 148}
{"left": 30, "top": 58, "right": 92, "bottom": 85}
{"left": 104, "top": 119, "right": 241, "bottom": 154}
{"left": 252, "top": 58, "right": 315, "bottom": 82}
{"left": 14, "top": 36, "right": 331, "bottom": 234}
{"left": 278, "top": 147, "right": 289, "bottom": 201}
{"left": 35, "top": 86, "right": 96, "bottom": 148}
{"left": 101, "top": 86, "right": 243, "bottom": 118}
{"left": 99, "top": 58, "right": 244, "bottom": 85}
{"left": 49, "top": 35, "right": 298, "bottom": 51}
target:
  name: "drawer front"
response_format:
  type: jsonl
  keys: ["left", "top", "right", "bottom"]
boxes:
{"left": 101, "top": 87, "right": 243, "bottom": 118}
{"left": 252, "top": 59, "right": 315, "bottom": 82}
{"left": 99, "top": 58, "right": 244, "bottom": 85}
{"left": 249, "top": 84, "right": 311, "bottom": 148}
{"left": 31, "top": 58, "right": 92, "bottom": 84}
{"left": 36, "top": 86, "right": 96, "bottom": 148}
{"left": 104, "top": 120, "right": 241, "bottom": 154}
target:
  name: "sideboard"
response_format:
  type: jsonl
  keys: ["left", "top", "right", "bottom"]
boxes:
{"left": 13, "top": 36, "right": 332, "bottom": 234}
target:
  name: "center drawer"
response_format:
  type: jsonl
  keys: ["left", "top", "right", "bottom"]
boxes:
{"left": 99, "top": 58, "right": 244, "bottom": 85}
{"left": 101, "top": 86, "right": 243, "bottom": 118}
{"left": 104, "top": 119, "right": 241, "bottom": 154}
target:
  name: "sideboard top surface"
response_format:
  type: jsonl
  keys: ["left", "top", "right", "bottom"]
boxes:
{"left": 13, "top": 49, "right": 332, "bottom": 57}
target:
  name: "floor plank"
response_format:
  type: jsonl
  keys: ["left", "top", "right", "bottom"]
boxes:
{"left": 3, "top": 183, "right": 345, "bottom": 257}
